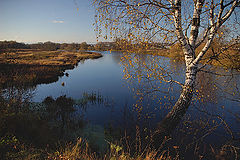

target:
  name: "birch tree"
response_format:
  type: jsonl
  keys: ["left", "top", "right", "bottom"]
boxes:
{"left": 94, "top": 0, "right": 240, "bottom": 135}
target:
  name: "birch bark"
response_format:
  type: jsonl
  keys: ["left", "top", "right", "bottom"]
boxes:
{"left": 156, "top": 0, "right": 239, "bottom": 137}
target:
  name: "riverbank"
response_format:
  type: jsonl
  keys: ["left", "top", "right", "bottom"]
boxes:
{"left": 130, "top": 47, "right": 239, "bottom": 71}
{"left": 0, "top": 50, "right": 102, "bottom": 88}
{"left": 0, "top": 50, "right": 102, "bottom": 66}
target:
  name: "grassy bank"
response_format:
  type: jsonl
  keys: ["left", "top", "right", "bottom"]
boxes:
{"left": 139, "top": 43, "right": 240, "bottom": 71}
{"left": 0, "top": 50, "right": 102, "bottom": 88}
{"left": 115, "top": 41, "right": 239, "bottom": 71}
{"left": 0, "top": 50, "right": 102, "bottom": 66}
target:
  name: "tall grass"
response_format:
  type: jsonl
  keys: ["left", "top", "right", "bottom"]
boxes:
{"left": 48, "top": 138, "right": 179, "bottom": 160}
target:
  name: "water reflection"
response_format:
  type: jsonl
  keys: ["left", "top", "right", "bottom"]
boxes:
{"left": 119, "top": 51, "right": 240, "bottom": 158}
{"left": 0, "top": 88, "right": 111, "bottom": 154}
{"left": 0, "top": 51, "right": 239, "bottom": 158}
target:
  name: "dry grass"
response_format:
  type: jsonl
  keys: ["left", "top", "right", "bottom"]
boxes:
{"left": 157, "top": 42, "right": 240, "bottom": 70}
{"left": 0, "top": 50, "right": 102, "bottom": 88}
{"left": 48, "top": 138, "right": 179, "bottom": 160}
{"left": 0, "top": 50, "right": 102, "bottom": 66}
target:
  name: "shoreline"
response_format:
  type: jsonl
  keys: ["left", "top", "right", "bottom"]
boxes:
{"left": 0, "top": 50, "right": 102, "bottom": 66}
{"left": 0, "top": 50, "right": 103, "bottom": 88}
{"left": 105, "top": 48, "right": 239, "bottom": 71}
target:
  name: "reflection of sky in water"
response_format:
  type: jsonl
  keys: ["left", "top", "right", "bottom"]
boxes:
{"left": 34, "top": 52, "right": 136, "bottom": 126}
{"left": 34, "top": 52, "right": 131, "bottom": 101}
{"left": 33, "top": 51, "right": 240, "bottom": 146}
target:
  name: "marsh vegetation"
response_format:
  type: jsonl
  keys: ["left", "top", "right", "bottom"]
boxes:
{"left": 0, "top": 51, "right": 239, "bottom": 159}
{"left": 0, "top": 0, "right": 240, "bottom": 157}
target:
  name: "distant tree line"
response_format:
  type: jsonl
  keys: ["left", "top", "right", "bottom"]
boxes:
{"left": 0, "top": 41, "right": 94, "bottom": 51}
{"left": 94, "top": 39, "right": 166, "bottom": 51}
{"left": 0, "top": 41, "right": 29, "bottom": 50}
{"left": 0, "top": 40, "right": 167, "bottom": 52}
{"left": 1, "top": 34, "right": 239, "bottom": 53}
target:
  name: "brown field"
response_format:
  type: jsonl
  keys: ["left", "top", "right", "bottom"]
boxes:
{"left": 0, "top": 50, "right": 102, "bottom": 88}
{"left": 0, "top": 50, "right": 102, "bottom": 66}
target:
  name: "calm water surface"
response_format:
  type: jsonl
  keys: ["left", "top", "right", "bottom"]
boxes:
{"left": 32, "top": 51, "right": 239, "bottom": 151}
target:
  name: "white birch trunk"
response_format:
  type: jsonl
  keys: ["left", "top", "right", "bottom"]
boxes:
{"left": 154, "top": 0, "right": 200, "bottom": 137}
{"left": 155, "top": 0, "right": 239, "bottom": 139}
{"left": 156, "top": 63, "right": 197, "bottom": 134}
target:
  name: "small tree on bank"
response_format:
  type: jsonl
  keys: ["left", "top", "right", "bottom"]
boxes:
{"left": 94, "top": 0, "right": 240, "bottom": 136}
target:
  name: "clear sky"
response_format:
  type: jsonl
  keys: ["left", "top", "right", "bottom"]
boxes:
{"left": 0, "top": 0, "right": 97, "bottom": 43}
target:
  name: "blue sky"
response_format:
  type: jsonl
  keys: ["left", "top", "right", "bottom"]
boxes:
{"left": 0, "top": 0, "right": 97, "bottom": 43}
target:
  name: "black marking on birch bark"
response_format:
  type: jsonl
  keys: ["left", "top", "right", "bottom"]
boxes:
{"left": 176, "top": 1, "right": 181, "bottom": 7}
{"left": 185, "top": 77, "right": 194, "bottom": 81}
{"left": 192, "top": 17, "right": 200, "bottom": 26}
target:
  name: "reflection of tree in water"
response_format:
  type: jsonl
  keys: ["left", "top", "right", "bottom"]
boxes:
{"left": 119, "top": 52, "right": 240, "bottom": 158}
{"left": 43, "top": 96, "right": 76, "bottom": 133}
{"left": 120, "top": 53, "right": 182, "bottom": 120}
{"left": 214, "top": 69, "right": 240, "bottom": 103}
{"left": 0, "top": 88, "right": 107, "bottom": 158}
{"left": 110, "top": 51, "right": 123, "bottom": 64}
{"left": 195, "top": 71, "right": 217, "bottom": 103}
{"left": 42, "top": 92, "right": 106, "bottom": 138}
{"left": 0, "top": 86, "right": 35, "bottom": 112}
{"left": 181, "top": 69, "right": 240, "bottom": 159}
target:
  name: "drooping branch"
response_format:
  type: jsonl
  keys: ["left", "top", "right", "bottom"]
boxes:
{"left": 219, "top": 0, "right": 240, "bottom": 26}
{"left": 194, "top": 0, "right": 240, "bottom": 65}
{"left": 94, "top": 0, "right": 240, "bottom": 141}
